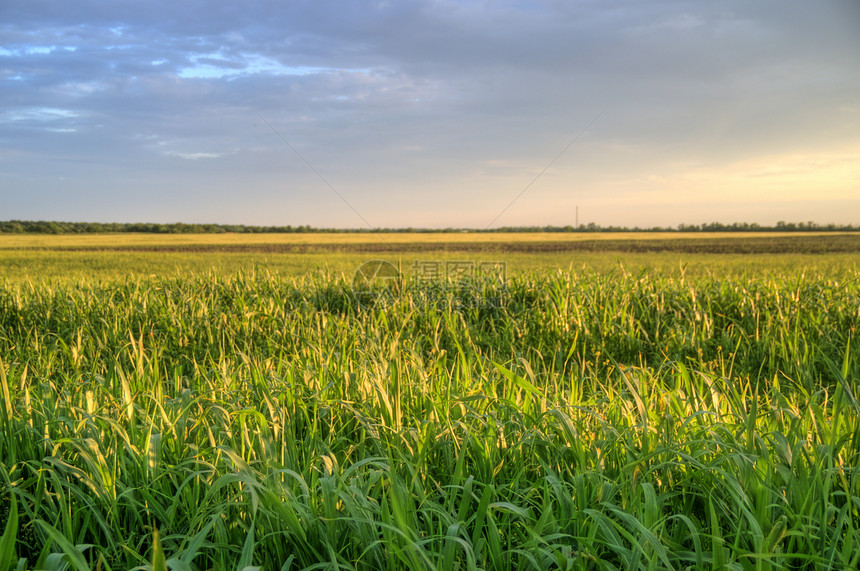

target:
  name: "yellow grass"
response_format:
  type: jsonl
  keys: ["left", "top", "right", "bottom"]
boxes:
{"left": 0, "top": 231, "right": 848, "bottom": 250}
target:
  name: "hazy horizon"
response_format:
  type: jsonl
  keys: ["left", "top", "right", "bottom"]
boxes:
{"left": 2, "top": 1, "right": 858, "bottom": 229}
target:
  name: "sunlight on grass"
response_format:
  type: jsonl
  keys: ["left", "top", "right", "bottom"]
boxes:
{"left": 0, "top": 262, "right": 858, "bottom": 568}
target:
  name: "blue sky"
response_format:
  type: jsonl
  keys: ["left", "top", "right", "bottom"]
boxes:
{"left": 1, "top": 0, "right": 858, "bottom": 228}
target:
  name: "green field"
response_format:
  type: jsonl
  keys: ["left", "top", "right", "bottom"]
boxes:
{"left": 1, "top": 233, "right": 859, "bottom": 569}
{"left": 1, "top": 232, "right": 858, "bottom": 283}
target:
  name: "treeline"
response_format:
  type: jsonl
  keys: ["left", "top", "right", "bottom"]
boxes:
{"left": 0, "top": 220, "right": 857, "bottom": 234}
{"left": 494, "top": 221, "right": 860, "bottom": 233}
{"left": 0, "top": 221, "right": 318, "bottom": 234}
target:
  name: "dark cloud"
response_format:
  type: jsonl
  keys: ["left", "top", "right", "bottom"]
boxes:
{"left": 1, "top": 0, "right": 858, "bottom": 226}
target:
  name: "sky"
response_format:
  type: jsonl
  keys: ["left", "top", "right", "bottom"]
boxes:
{"left": 1, "top": 0, "right": 859, "bottom": 229}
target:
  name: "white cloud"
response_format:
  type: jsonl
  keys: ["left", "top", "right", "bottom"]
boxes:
{"left": 1, "top": 107, "right": 79, "bottom": 122}
{"left": 177, "top": 51, "right": 365, "bottom": 80}
{"left": 166, "top": 151, "right": 223, "bottom": 160}
{"left": 0, "top": 45, "right": 57, "bottom": 56}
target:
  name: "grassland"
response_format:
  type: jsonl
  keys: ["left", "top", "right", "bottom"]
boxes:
{"left": 0, "top": 233, "right": 859, "bottom": 569}
{"left": 1, "top": 232, "right": 858, "bottom": 283}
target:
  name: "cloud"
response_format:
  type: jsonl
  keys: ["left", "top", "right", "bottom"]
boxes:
{"left": 0, "top": 0, "right": 858, "bottom": 226}
{"left": 165, "top": 151, "right": 223, "bottom": 160}
{"left": 1, "top": 107, "right": 79, "bottom": 122}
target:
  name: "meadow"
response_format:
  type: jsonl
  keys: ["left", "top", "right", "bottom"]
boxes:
{"left": 1, "top": 232, "right": 857, "bottom": 283}
{"left": 0, "top": 233, "right": 858, "bottom": 570}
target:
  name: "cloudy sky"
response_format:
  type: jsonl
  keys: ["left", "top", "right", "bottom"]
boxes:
{"left": 2, "top": 1, "right": 858, "bottom": 228}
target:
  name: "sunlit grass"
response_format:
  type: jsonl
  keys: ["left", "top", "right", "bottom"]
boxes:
{"left": 1, "top": 264, "right": 858, "bottom": 569}
{"left": 2, "top": 231, "right": 845, "bottom": 250}
{"left": 2, "top": 245, "right": 858, "bottom": 285}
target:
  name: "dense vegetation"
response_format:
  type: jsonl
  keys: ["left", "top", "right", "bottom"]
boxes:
{"left": 1, "top": 219, "right": 858, "bottom": 235}
{"left": 1, "top": 266, "right": 859, "bottom": 569}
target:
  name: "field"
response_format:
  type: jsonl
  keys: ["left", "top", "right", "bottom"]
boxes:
{"left": 1, "top": 233, "right": 859, "bottom": 569}
{"left": 1, "top": 232, "right": 858, "bottom": 283}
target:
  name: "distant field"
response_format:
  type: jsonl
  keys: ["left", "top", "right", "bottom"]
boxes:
{"left": 1, "top": 232, "right": 857, "bottom": 283}
{"left": 1, "top": 230, "right": 857, "bottom": 250}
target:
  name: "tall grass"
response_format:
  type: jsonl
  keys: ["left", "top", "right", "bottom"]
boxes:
{"left": 1, "top": 267, "right": 858, "bottom": 569}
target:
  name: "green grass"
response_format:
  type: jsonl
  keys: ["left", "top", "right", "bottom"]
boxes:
{"left": 0, "top": 231, "right": 857, "bottom": 283}
{"left": 0, "top": 261, "right": 858, "bottom": 569}
{"left": 2, "top": 245, "right": 858, "bottom": 285}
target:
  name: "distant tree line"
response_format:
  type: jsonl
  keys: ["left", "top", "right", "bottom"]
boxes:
{"left": 0, "top": 220, "right": 857, "bottom": 234}
{"left": 0, "top": 221, "right": 318, "bottom": 234}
